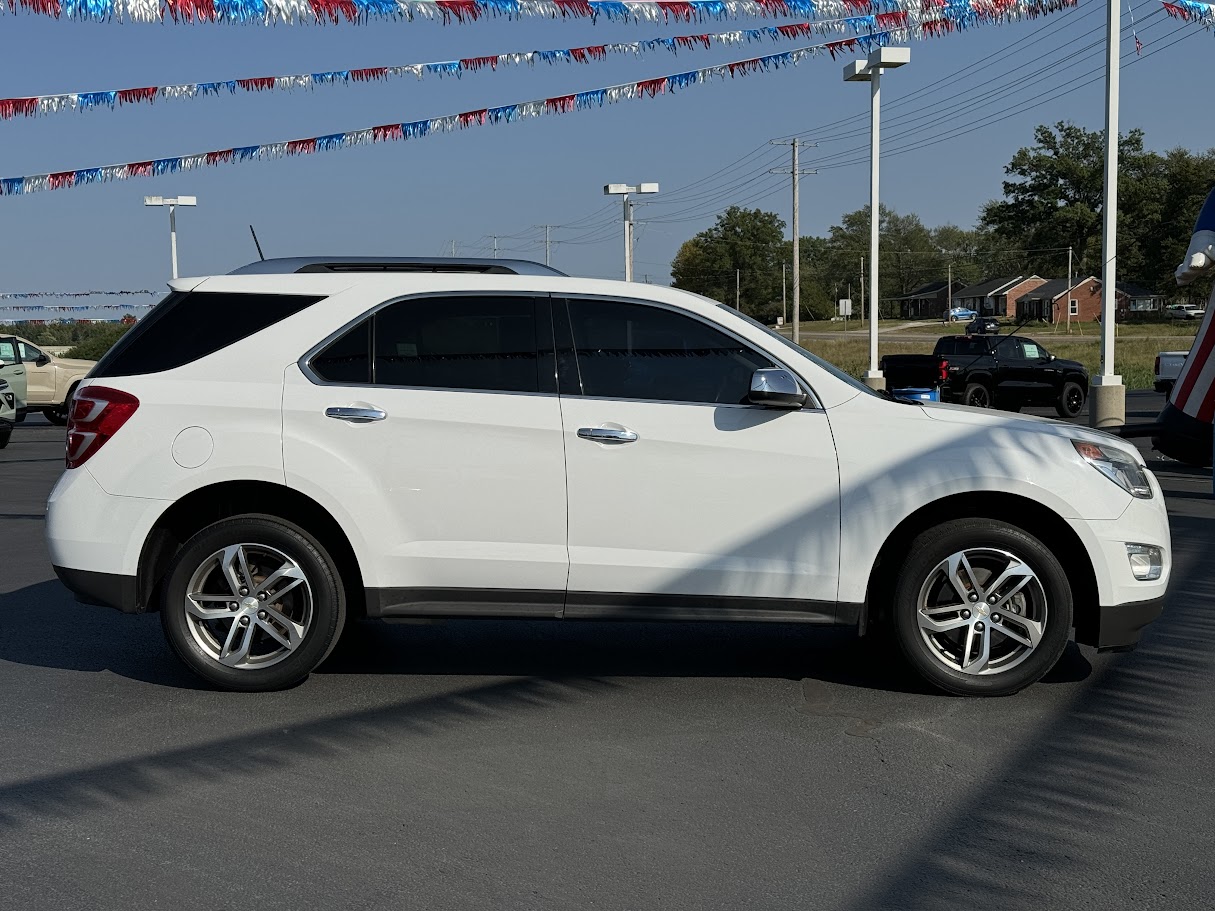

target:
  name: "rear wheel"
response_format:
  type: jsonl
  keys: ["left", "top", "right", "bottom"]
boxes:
{"left": 1055, "top": 381, "right": 1086, "bottom": 419}
{"left": 892, "top": 519, "right": 1072, "bottom": 696}
{"left": 0, "top": 418, "right": 11, "bottom": 449}
{"left": 160, "top": 515, "right": 346, "bottom": 691}
{"left": 963, "top": 383, "right": 992, "bottom": 409}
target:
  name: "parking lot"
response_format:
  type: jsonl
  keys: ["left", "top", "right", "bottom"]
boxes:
{"left": 1, "top": 394, "right": 1212, "bottom": 910}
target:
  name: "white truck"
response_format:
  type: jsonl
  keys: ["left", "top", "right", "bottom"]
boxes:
{"left": 1154, "top": 350, "right": 1189, "bottom": 394}
{"left": 0, "top": 335, "right": 95, "bottom": 424}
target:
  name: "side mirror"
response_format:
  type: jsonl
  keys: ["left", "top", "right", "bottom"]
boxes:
{"left": 0, "top": 359, "right": 8, "bottom": 368}
{"left": 748, "top": 368, "right": 807, "bottom": 409}
{"left": 35, "top": 355, "right": 50, "bottom": 367}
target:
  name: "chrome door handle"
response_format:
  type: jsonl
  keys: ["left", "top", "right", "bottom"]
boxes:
{"left": 577, "top": 427, "right": 638, "bottom": 444}
{"left": 325, "top": 406, "right": 387, "bottom": 423}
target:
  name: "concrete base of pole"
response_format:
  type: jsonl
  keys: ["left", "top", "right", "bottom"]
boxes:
{"left": 1089, "top": 376, "right": 1126, "bottom": 429}
{"left": 863, "top": 372, "right": 886, "bottom": 392}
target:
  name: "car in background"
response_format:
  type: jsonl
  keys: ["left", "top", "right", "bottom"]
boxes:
{"left": 947, "top": 306, "right": 978, "bottom": 321}
{"left": 0, "top": 336, "right": 95, "bottom": 424}
{"left": 1155, "top": 350, "right": 1189, "bottom": 394}
{"left": 1166, "top": 303, "right": 1205, "bottom": 321}
{"left": 966, "top": 316, "right": 1001, "bottom": 335}
{"left": 0, "top": 337, "right": 28, "bottom": 413}
{"left": 0, "top": 378, "right": 14, "bottom": 449}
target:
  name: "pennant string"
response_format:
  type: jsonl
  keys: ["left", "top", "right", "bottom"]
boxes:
{"left": 0, "top": 6, "right": 1063, "bottom": 121}
{"left": 0, "top": 0, "right": 1081, "bottom": 25}
{"left": 0, "top": 8, "right": 1082, "bottom": 198}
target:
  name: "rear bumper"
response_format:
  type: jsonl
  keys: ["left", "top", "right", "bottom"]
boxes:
{"left": 53, "top": 565, "right": 140, "bottom": 613}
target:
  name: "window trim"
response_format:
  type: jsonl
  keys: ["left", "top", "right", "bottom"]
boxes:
{"left": 554, "top": 292, "right": 823, "bottom": 411}
{"left": 299, "top": 290, "right": 558, "bottom": 398}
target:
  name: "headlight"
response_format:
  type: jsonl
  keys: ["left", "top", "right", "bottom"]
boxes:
{"left": 1072, "top": 440, "right": 1153, "bottom": 498}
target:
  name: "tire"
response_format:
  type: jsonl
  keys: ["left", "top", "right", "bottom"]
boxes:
{"left": 44, "top": 408, "right": 68, "bottom": 426}
{"left": 963, "top": 383, "right": 992, "bottom": 409}
{"left": 1055, "top": 381, "right": 1086, "bottom": 419}
{"left": 0, "top": 419, "right": 11, "bottom": 449}
{"left": 160, "top": 515, "right": 346, "bottom": 691}
{"left": 892, "top": 518, "right": 1072, "bottom": 696}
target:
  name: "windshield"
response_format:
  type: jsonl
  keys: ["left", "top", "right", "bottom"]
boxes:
{"left": 714, "top": 304, "right": 884, "bottom": 399}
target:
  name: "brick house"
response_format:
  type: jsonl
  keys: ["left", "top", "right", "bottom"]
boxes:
{"left": 1015, "top": 277, "right": 1134, "bottom": 323}
{"left": 954, "top": 276, "right": 1047, "bottom": 317}
{"left": 1116, "top": 282, "right": 1165, "bottom": 318}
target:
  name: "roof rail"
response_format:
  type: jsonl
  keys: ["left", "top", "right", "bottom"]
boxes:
{"left": 228, "top": 256, "right": 567, "bottom": 277}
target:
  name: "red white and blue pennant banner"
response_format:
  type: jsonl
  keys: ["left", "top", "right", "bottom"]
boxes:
{"left": 0, "top": 0, "right": 1074, "bottom": 25}
{"left": 0, "top": 291, "right": 158, "bottom": 299}
{"left": 1162, "top": 0, "right": 1215, "bottom": 23}
{"left": 0, "top": 7, "right": 1052, "bottom": 121}
{"left": 0, "top": 14, "right": 1070, "bottom": 197}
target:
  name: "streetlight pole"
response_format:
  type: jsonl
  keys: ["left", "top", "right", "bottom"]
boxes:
{"left": 845, "top": 47, "right": 910, "bottom": 391}
{"left": 1092, "top": 0, "right": 1125, "bottom": 428}
{"left": 604, "top": 183, "right": 659, "bottom": 281}
{"left": 143, "top": 195, "right": 197, "bottom": 280}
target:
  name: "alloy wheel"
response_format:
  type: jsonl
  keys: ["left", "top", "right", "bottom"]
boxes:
{"left": 183, "top": 543, "right": 314, "bottom": 670}
{"left": 967, "top": 388, "right": 990, "bottom": 408}
{"left": 916, "top": 548, "right": 1047, "bottom": 676}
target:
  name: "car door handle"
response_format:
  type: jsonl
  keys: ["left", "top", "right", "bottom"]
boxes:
{"left": 577, "top": 427, "right": 638, "bottom": 444}
{"left": 325, "top": 406, "right": 387, "bottom": 423}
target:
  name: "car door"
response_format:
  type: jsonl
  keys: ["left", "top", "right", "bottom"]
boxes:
{"left": 282, "top": 293, "right": 569, "bottom": 616}
{"left": 1016, "top": 338, "right": 1058, "bottom": 403}
{"left": 0, "top": 338, "right": 28, "bottom": 408}
{"left": 555, "top": 295, "right": 842, "bottom": 619}
{"left": 15, "top": 339, "right": 53, "bottom": 406}
{"left": 992, "top": 336, "right": 1032, "bottom": 402}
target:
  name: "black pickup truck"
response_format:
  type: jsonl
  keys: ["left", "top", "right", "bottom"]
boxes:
{"left": 880, "top": 334, "right": 1089, "bottom": 418}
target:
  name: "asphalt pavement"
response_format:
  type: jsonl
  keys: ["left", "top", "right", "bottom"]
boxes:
{"left": 1, "top": 397, "right": 1212, "bottom": 911}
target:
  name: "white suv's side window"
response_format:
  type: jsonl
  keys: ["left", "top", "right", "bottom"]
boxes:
{"left": 559, "top": 298, "right": 773, "bottom": 405}
{"left": 311, "top": 296, "right": 552, "bottom": 394}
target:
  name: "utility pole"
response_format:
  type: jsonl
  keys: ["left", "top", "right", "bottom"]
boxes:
{"left": 1067, "top": 245, "right": 1073, "bottom": 333}
{"left": 782, "top": 263, "right": 787, "bottom": 326}
{"left": 492, "top": 236, "right": 499, "bottom": 259}
{"left": 545, "top": 225, "right": 551, "bottom": 267}
{"left": 736, "top": 269, "right": 741, "bottom": 311}
{"left": 771, "top": 140, "right": 816, "bottom": 345}
{"left": 860, "top": 257, "right": 866, "bottom": 330}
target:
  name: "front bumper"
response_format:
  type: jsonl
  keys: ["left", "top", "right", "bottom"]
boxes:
{"left": 1084, "top": 596, "right": 1166, "bottom": 651}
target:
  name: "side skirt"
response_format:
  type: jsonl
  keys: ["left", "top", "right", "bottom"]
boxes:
{"left": 366, "top": 587, "right": 861, "bottom": 626}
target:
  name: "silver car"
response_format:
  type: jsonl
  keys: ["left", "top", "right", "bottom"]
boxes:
{"left": 0, "top": 378, "right": 15, "bottom": 449}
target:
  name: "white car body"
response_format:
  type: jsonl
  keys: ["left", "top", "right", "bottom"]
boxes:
{"left": 45, "top": 266, "right": 1172, "bottom": 690}
{"left": 1155, "top": 350, "right": 1189, "bottom": 394}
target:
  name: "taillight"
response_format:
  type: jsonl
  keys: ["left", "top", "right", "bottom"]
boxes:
{"left": 1154, "top": 356, "right": 1160, "bottom": 375}
{"left": 65, "top": 386, "right": 139, "bottom": 469}
{"left": 939, "top": 359, "right": 950, "bottom": 383}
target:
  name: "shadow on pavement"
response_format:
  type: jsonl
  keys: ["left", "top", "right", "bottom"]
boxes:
{"left": 0, "top": 675, "right": 597, "bottom": 831}
{"left": 843, "top": 509, "right": 1213, "bottom": 910}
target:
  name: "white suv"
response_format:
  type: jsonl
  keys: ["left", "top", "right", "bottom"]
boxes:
{"left": 46, "top": 258, "right": 1171, "bottom": 695}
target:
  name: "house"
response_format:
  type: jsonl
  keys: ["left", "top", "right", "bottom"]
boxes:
{"left": 953, "top": 276, "right": 1048, "bottom": 317}
{"left": 1016, "top": 278, "right": 1160, "bottom": 323}
{"left": 890, "top": 279, "right": 966, "bottom": 320}
{"left": 1116, "top": 282, "right": 1165, "bottom": 318}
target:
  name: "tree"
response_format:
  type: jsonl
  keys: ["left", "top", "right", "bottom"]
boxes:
{"left": 671, "top": 207, "right": 788, "bottom": 320}
{"left": 980, "top": 121, "right": 1161, "bottom": 281}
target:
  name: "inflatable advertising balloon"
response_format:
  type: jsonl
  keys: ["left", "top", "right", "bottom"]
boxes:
{"left": 1152, "top": 187, "right": 1215, "bottom": 468}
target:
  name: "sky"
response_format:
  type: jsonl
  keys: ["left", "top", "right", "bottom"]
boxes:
{"left": 0, "top": 0, "right": 1210, "bottom": 320}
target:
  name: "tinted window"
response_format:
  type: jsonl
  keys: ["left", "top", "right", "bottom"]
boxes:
{"left": 938, "top": 337, "right": 991, "bottom": 357}
{"left": 312, "top": 319, "right": 371, "bottom": 384}
{"left": 994, "top": 338, "right": 1024, "bottom": 358}
{"left": 564, "top": 298, "right": 773, "bottom": 404}
{"left": 92, "top": 292, "right": 324, "bottom": 378}
{"left": 373, "top": 296, "right": 540, "bottom": 393}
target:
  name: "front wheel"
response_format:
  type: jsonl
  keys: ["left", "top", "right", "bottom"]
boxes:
{"left": 892, "top": 519, "right": 1072, "bottom": 696}
{"left": 0, "top": 419, "right": 11, "bottom": 449}
{"left": 160, "top": 515, "right": 346, "bottom": 691}
{"left": 1055, "top": 381, "right": 1086, "bottom": 419}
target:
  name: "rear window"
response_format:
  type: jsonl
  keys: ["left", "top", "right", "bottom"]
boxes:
{"left": 92, "top": 291, "right": 325, "bottom": 378}
{"left": 936, "top": 337, "right": 991, "bottom": 357}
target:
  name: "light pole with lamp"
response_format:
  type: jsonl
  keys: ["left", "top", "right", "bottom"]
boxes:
{"left": 604, "top": 183, "right": 658, "bottom": 282}
{"left": 844, "top": 47, "right": 910, "bottom": 391}
{"left": 144, "top": 195, "right": 197, "bottom": 280}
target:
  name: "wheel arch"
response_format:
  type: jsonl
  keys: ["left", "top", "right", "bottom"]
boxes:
{"left": 137, "top": 480, "right": 365, "bottom": 618}
{"left": 863, "top": 491, "right": 1099, "bottom": 644}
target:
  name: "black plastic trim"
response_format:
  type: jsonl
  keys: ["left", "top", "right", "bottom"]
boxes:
{"left": 366, "top": 586, "right": 856, "bottom": 625}
{"left": 1080, "top": 596, "right": 1166, "bottom": 651}
{"left": 53, "top": 565, "right": 140, "bottom": 613}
